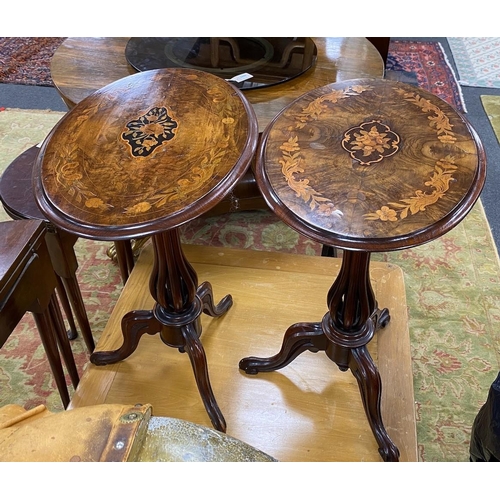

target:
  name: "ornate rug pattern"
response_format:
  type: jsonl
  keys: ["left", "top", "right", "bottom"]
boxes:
{"left": 1, "top": 108, "right": 500, "bottom": 462}
{"left": 387, "top": 40, "right": 467, "bottom": 112}
{"left": 448, "top": 37, "right": 500, "bottom": 89}
{"left": 0, "top": 37, "right": 66, "bottom": 86}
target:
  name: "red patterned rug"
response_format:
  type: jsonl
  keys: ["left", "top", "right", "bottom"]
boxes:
{"left": 0, "top": 37, "right": 66, "bottom": 86}
{"left": 386, "top": 40, "right": 467, "bottom": 112}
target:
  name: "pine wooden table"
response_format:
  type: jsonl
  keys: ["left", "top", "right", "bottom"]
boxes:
{"left": 241, "top": 78, "right": 486, "bottom": 461}
{"left": 69, "top": 244, "right": 418, "bottom": 462}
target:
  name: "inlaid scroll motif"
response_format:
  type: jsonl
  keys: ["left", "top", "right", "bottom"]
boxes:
{"left": 122, "top": 107, "right": 178, "bottom": 157}
{"left": 280, "top": 136, "right": 341, "bottom": 216}
{"left": 365, "top": 89, "right": 458, "bottom": 222}
{"left": 342, "top": 120, "right": 400, "bottom": 165}
{"left": 278, "top": 85, "right": 373, "bottom": 217}
{"left": 364, "top": 155, "right": 458, "bottom": 221}
{"left": 293, "top": 85, "right": 373, "bottom": 129}
{"left": 394, "top": 88, "right": 456, "bottom": 144}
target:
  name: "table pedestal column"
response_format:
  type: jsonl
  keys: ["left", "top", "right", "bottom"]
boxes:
{"left": 91, "top": 228, "right": 231, "bottom": 432}
{"left": 239, "top": 250, "right": 399, "bottom": 461}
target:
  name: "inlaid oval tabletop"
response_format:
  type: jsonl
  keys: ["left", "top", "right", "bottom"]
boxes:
{"left": 256, "top": 78, "right": 486, "bottom": 251}
{"left": 34, "top": 68, "right": 258, "bottom": 240}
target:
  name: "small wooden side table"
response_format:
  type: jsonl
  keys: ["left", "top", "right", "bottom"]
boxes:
{"left": 0, "top": 220, "right": 79, "bottom": 408}
{"left": 239, "top": 78, "right": 486, "bottom": 461}
{"left": 34, "top": 68, "right": 259, "bottom": 432}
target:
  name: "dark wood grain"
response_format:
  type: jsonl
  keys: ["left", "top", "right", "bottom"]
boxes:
{"left": 35, "top": 67, "right": 259, "bottom": 431}
{"left": 0, "top": 219, "right": 78, "bottom": 408}
{"left": 240, "top": 77, "right": 486, "bottom": 462}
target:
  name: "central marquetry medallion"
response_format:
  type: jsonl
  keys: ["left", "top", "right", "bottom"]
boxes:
{"left": 122, "top": 106, "right": 178, "bottom": 157}
{"left": 341, "top": 120, "right": 400, "bottom": 165}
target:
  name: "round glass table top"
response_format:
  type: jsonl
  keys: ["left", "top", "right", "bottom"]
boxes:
{"left": 256, "top": 78, "right": 486, "bottom": 251}
{"left": 125, "top": 37, "right": 317, "bottom": 90}
{"left": 34, "top": 68, "right": 258, "bottom": 240}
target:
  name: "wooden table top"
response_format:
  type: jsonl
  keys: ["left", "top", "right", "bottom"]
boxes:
{"left": 50, "top": 37, "right": 385, "bottom": 132}
{"left": 256, "top": 78, "right": 487, "bottom": 252}
{"left": 34, "top": 68, "right": 258, "bottom": 240}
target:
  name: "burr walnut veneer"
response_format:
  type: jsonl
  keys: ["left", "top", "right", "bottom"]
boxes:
{"left": 34, "top": 68, "right": 259, "bottom": 432}
{"left": 240, "top": 78, "right": 486, "bottom": 461}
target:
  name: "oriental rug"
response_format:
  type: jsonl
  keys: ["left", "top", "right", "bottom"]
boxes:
{"left": 0, "top": 37, "right": 66, "bottom": 86}
{"left": 448, "top": 37, "right": 500, "bottom": 89}
{"left": 386, "top": 40, "right": 467, "bottom": 112}
{"left": 1, "top": 108, "right": 500, "bottom": 462}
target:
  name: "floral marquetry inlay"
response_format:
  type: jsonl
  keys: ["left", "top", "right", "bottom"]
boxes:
{"left": 35, "top": 68, "right": 258, "bottom": 238}
{"left": 260, "top": 78, "right": 483, "bottom": 249}
{"left": 122, "top": 107, "right": 178, "bottom": 157}
{"left": 342, "top": 120, "right": 400, "bottom": 165}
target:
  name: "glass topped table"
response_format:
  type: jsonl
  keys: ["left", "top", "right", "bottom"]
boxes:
{"left": 125, "top": 37, "right": 317, "bottom": 90}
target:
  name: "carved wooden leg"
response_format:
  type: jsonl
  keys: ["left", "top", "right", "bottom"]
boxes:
{"left": 182, "top": 322, "right": 226, "bottom": 432}
{"left": 91, "top": 310, "right": 160, "bottom": 365}
{"left": 198, "top": 281, "right": 232, "bottom": 317}
{"left": 349, "top": 345, "right": 400, "bottom": 462}
{"left": 91, "top": 228, "right": 228, "bottom": 431}
{"left": 239, "top": 322, "right": 327, "bottom": 374}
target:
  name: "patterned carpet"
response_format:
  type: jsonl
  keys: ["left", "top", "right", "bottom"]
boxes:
{"left": 1, "top": 107, "right": 500, "bottom": 462}
{"left": 1, "top": 40, "right": 499, "bottom": 461}
{"left": 0, "top": 37, "right": 66, "bottom": 86}
{"left": 448, "top": 37, "right": 500, "bottom": 89}
{"left": 387, "top": 40, "right": 467, "bottom": 112}
{"left": 481, "top": 95, "right": 500, "bottom": 145}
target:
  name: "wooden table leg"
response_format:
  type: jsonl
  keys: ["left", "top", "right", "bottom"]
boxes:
{"left": 32, "top": 293, "right": 74, "bottom": 409}
{"left": 240, "top": 250, "right": 399, "bottom": 461}
{"left": 90, "top": 228, "right": 230, "bottom": 432}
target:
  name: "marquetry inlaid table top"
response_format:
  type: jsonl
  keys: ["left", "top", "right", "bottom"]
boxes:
{"left": 33, "top": 68, "right": 258, "bottom": 240}
{"left": 256, "top": 78, "right": 486, "bottom": 251}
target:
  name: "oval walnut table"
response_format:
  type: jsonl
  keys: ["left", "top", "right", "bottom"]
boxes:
{"left": 239, "top": 78, "right": 486, "bottom": 461}
{"left": 33, "top": 68, "right": 259, "bottom": 433}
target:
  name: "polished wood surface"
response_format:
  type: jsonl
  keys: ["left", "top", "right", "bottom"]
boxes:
{"left": 34, "top": 68, "right": 259, "bottom": 433}
{"left": 0, "top": 220, "right": 78, "bottom": 408}
{"left": 245, "top": 77, "right": 486, "bottom": 461}
{"left": 69, "top": 244, "right": 418, "bottom": 462}
{"left": 256, "top": 78, "right": 487, "bottom": 252}
{"left": 51, "top": 37, "right": 385, "bottom": 132}
{"left": 35, "top": 68, "right": 258, "bottom": 241}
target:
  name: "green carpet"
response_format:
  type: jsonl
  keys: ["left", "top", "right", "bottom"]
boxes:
{"left": 481, "top": 95, "right": 500, "bottom": 145}
{"left": 1, "top": 108, "right": 500, "bottom": 462}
